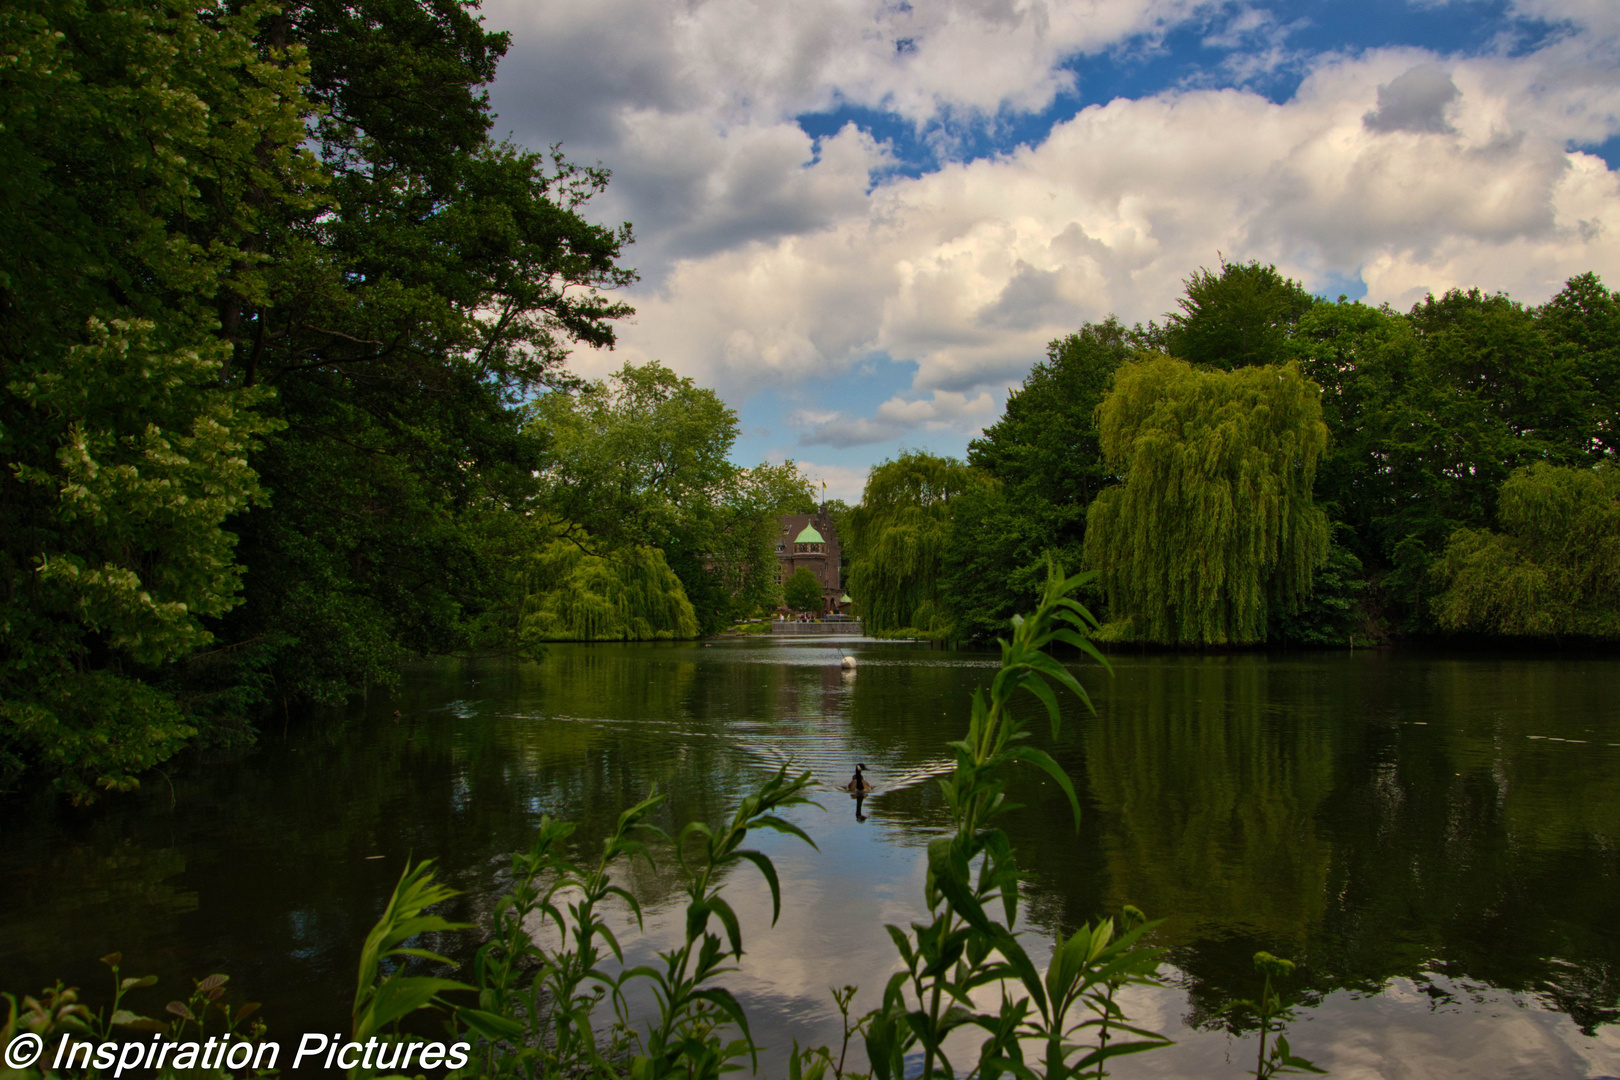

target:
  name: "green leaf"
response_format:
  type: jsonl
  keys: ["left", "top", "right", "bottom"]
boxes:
{"left": 689, "top": 987, "right": 758, "bottom": 1070}
{"left": 748, "top": 815, "right": 820, "bottom": 850}
{"left": 736, "top": 850, "right": 783, "bottom": 923}
{"left": 709, "top": 895, "right": 745, "bottom": 959}
{"left": 1000, "top": 744, "right": 1082, "bottom": 832}
{"left": 358, "top": 976, "right": 472, "bottom": 1038}
{"left": 1021, "top": 676, "right": 1064, "bottom": 741}
{"left": 457, "top": 1006, "right": 526, "bottom": 1042}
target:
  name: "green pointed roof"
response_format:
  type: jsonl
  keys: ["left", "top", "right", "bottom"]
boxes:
{"left": 839, "top": 594, "right": 853, "bottom": 603}
{"left": 794, "top": 524, "right": 825, "bottom": 544}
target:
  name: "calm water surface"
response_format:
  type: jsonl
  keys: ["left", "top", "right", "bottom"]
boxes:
{"left": 4, "top": 639, "right": 1620, "bottom": 1079}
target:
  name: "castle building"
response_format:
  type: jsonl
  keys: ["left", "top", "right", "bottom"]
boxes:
{"left": 775, "top": 505, "right": 844, "bottom": 611}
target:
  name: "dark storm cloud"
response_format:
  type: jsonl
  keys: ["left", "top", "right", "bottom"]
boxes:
{"left": 1363, "top": 64, "right": 1461, "bottom": 134}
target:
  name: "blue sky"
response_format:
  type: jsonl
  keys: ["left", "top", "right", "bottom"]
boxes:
{"left": 485, "top": 0, "right": 1620, "bottom": 499}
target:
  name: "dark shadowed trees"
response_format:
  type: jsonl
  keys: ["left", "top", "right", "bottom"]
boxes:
{"left": 0, "top": 0, "right": 318, "bottom": 798}
{"left": 944, "top": 319, "right": 1129, "bottom": 641}
{"left": 1165, "top": 259, "right": 1317, "bottom": 370}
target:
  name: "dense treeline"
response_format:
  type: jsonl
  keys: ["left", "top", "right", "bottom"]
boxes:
{"left": 845, "top": 261, "right": 1619, "bottom": 646}
{"left": 0, "top": 0, "right": 805, "bottom": 800}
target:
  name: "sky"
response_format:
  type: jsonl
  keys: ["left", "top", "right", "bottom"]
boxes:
{"left": 481, "top": 0, "right": 1620, "bottom": 501}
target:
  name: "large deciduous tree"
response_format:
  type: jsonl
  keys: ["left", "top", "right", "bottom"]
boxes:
{"left": 216, "top": 0, "right": 637, "bottom": 707}
{"left": 945, "top": 319, "right": 1130, "bottom": 641}
{"left": 1084, "top": 357, "right": 1331, "bottom": 644}
{"left": 532, "top": 361, "right": 813, "bottom": 634}
{"left": 1164, "top": 259, "right": 1317, "bottom": 370}
{"left": 1432, "top": 463, "right": 1620, "bottom": 639}
{"left": 1534, "top": 272, "right": 1620, "bottom": 458}
{"left": 845, "top": 451, "right": 981, "bottom": 636}
{"left": 0, "top": 0, "right": 318, "bottom": 798}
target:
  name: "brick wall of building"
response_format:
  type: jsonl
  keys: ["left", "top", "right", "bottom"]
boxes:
{"left": 774, "top": 505, "right": 844, "bottom": 610}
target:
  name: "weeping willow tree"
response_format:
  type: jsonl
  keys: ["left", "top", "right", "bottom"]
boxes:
{"left": 844, "top": 451, "right": 982, "bottom": 636}
{"left": 518, "top": 540, "right": 699, "bottom": 644}
{"left": 1084, "top": 356, "right": 1330, "bottom": 644}
{"left": 1432, "top": 462, "right": 1620, "bottom": 639}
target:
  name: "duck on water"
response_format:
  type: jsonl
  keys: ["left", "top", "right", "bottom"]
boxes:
{"left": 844, "top": 764, "right": 873, "bottom": 794}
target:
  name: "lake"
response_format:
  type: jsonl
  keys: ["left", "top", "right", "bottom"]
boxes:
{"left": 3, "top": 638, "right": 1619, "bottom": 1078}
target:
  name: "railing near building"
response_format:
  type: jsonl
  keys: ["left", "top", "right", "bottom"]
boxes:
{"left": 770, "top": 618, "right": 864, "bottom": 635}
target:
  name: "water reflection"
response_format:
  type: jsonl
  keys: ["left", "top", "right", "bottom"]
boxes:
{"left": 1, "top": 642, "right": 1617, "bottom": 1078}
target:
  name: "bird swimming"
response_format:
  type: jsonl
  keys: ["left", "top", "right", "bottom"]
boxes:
{"left": 844, "top": 763, "right": 873, "bottom": 794}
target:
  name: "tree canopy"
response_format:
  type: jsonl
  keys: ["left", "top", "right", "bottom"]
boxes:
{"left": 845, "top": 451, "right": 981, "bottom": 636}
{"left": 1164, "top": 259, "right": 1317, "bottom": 369}
{"left": 1084, "top": 357, "right": 1331, "bottom": 645}
{"left": 531, "top": 361, "right": 813, "bottom": 634}
{"left": 0, "top": 0, "right": 316, "bottom": 798}
{"left": 783, "top": 568, "right": 825, "bottom": 613}
{"left": 1432, "top": 463, "right": 1620, "bottom": 639}
{"left": 943, "top": 264, "right": 1620, "bottom": 646}
{"left": 1, "top": 0, "right": 650, "bottom": 797}
{"left": 516, "top": 540, "right": 699, "bottom": 644}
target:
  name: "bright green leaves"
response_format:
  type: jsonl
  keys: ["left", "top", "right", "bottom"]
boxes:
{"left": 1, "top": 0, "right": 316, "bottom": 798}
{"left": 1085, "top": 356, "right": 1331, "bottom": 645}
{"left": 3, "top": 327, "right": 278, "bottom": 796}
{"left": 534, "top": 361, "right": 742, "bottom": 555}
{"left": 845, "top": 451, "right": 985, "bottom": 636}
{"left": 514, "top": 538, "right": 700, "bottom": 644}
{"left": 529, "top": 362, "right": 815, "bottom": 634}
{"left": 1, "top": 0, "right": 648, "bottom": 795}
{"left": 17, "top": 320, "right": 278, "bottom": 665}
{"left": 873, "top": 563, "right": 1169, "bottom": 1080}
{"left": 1432, "top": 461, "right": 1620, "bottom": 639}
{"left": 351, "top": 860, "right": 474, "bottom": 1043}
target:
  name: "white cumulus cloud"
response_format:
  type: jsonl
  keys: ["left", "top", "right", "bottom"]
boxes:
{"left": 484, "top": 0, "right": 1620, "bottom": 454}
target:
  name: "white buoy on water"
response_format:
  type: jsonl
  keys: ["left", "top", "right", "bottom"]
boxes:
{"left": 841, "top": 655, "right": 856, "bottom": 670}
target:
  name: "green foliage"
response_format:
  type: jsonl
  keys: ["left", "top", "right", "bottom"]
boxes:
{"left": 1270, "top": 531, "right": 1367, "bottom": 646}
{"left": 1165, "top": 259, "right": 1317, "bottom": 370}
{"left": 1409, "top": 287, "right": 1591, "bottom": 465}
{"left": 1085, "top": 357, "right": 1331, "bottom": 645}
{"left": 947, "top": 320, "right": 1130, "bottom": 642}
{"left": 1537, "top": 272, "right": 1620, "bottom": 456}
{"left": 937, "top": 480, "right": 1032, "bottom": 643}
{"left": 220, "top": 0, "right": 636, "bottom": 705}
{"left": 1237, "top": 953, "right": 1324, "bottom": 1078}
{"left": 517, "top": 538, "right": 700, "bottom": 643}
{"left": 1432, "top": 463, "right": 1620, "bottom": 639}
{"left": 1295, "top": 286, "right": 1611, "bottom": 627}
{"left": 0, "top": 0, "right": 313, "bottom": 798}
{"left": 846, "top": 451, "right": 982, "bottom": 636}
{"left": 861, "top": 566, "right": 1170, "bottom": 1080}
{"left": 1, "top": 0, "right": 643, "bottom": 794}
{"left": 957, "top": 267, "right": 1618, "bottom": 647}
{"left": 462, "top": 770, "right": 820, "bottom": 1080}
{"left": 533, "top": 362, "right": 813, "bottom": 633}
{"left": 1, "top": 952, "right": 271, "bottom": 1078}
{"left": 783, "top": 567, "right": 826, "bottom": 613}
{"left": 352, "top": 860, "right": 474, "bottom": 1043}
